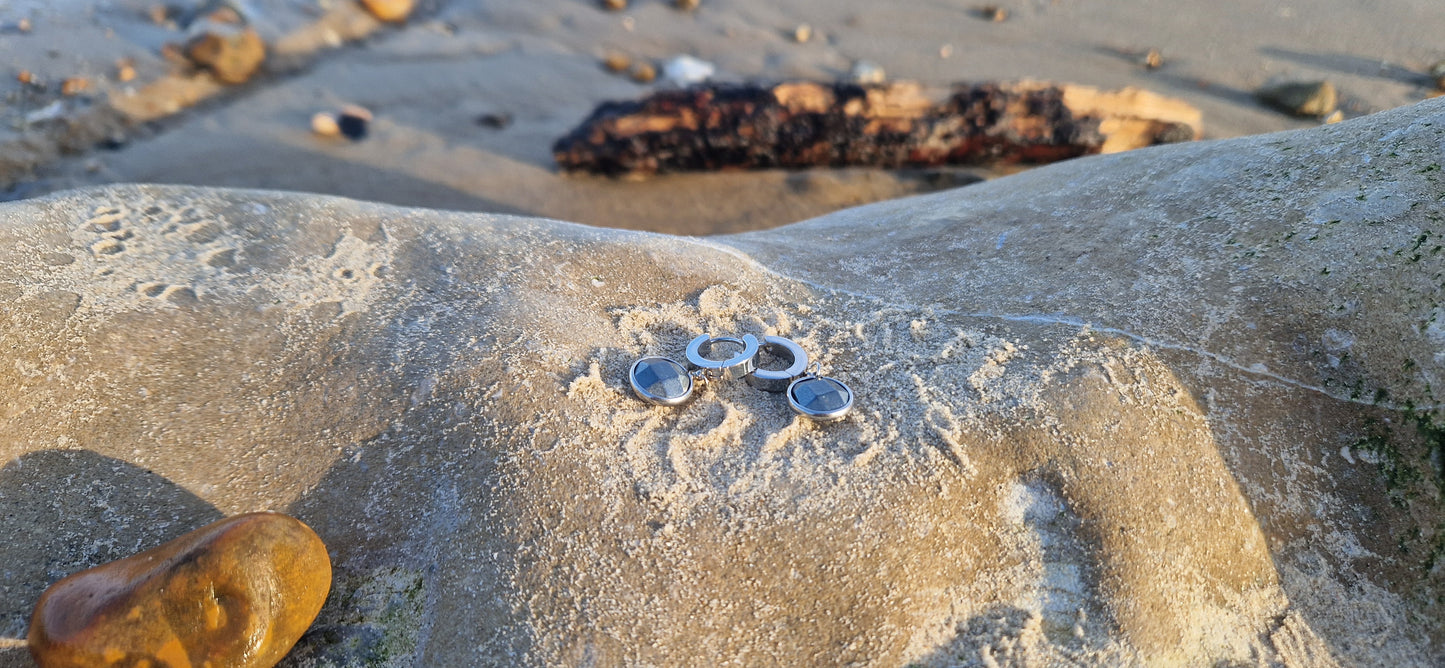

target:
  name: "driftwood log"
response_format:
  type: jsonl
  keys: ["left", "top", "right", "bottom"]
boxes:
{"left": 553, "top": 81, "right": 1202, "bottom": 175}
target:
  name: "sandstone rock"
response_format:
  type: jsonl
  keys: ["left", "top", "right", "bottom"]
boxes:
{"left": 27, "top": 513, "right": 329, "bottom": 668}
{"left": 2, "top": 98, "right": 1445, "bottom": 666}
{"left": 360, "top": 0, "right": 416, "bottom": 23}
{"left": 184, "top": 28, "right": 266, "bottom": 85}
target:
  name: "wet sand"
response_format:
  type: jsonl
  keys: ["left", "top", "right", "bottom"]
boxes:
{"left": 2, "top": 0, "right": 1442, "bottom": 234}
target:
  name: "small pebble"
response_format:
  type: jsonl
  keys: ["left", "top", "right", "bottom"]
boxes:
{"left": 1323, "top": 110, "right": 1344, "bottom": 124}
{"left": 27, "top": 513, "right": 330, "bottom": 668}
{"left": 1256, "top": 80, "right": 1337, "bottom": 118}
{"left": 17, "top": 70, "right": 40, "bottom": 87}
{"left": 675, "top": 0, "right": 700, "bottom": 10}
{"left": 849, "top": 60, "right": 885, "bottom": 85}
{"left": 185, "top": 28, "right": 267, "bottom": 84}
{"left": 977, "top": 5, "right": 1008, "bottom": 21}
{"left": 17, "top": 17, "right": 32, "bottom": 32}
{"left": 476, "top": 112, "right": 513, "bottom": 129}
{"left": 60, "top": 77, "right": 89, "bottom": 96}
{"left": 311, "top": 112, "right": 341, "bottom": 137}
{"left": 603, "top": 52, "right": 631, "bottom": 73}
{"left": 361, "top": 0, "right": 416, "bottom": 22}
{"left": 793, "top": 24, "right": 812, "bottom": 43}
{"left": 602, "top": 0, "right": 627, "bottom": 10}
{"left": 661, "top": 55, "right": 715, "bottom": 86}
{"left": 1431, "top": 60, "right": 1445, "bottom": 91}
{"left": 337, "top": 105, "right": 372, "bottom": 140}
{"left": 629, "top": 62, "right": 657, "bottom": 84}
{"left": 939, "top": 44, "right": 954, "bottom": 59}
{"left": 1142, "top": 48, "right": 1163, "bottom": 69}
{"left": 116, "top": 59, "right": 137, "bottom": 82}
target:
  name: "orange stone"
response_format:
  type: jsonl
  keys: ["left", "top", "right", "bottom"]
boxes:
{"left": 360, "top": 0, "right": 416, "bottom": 23}
{"left": 28, "top": 512, "right": 331, "bottom": 668}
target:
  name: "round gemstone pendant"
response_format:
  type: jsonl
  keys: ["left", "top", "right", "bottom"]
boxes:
{"left": 629, "top": 356, "right": 695, "bottom": 406}
{"left": 787, "top": 375, "right": 854, "bottom": 422}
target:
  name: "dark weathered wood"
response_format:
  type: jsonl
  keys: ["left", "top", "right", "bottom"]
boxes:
{"left": 553, "top": 81, "right": 1201, "bottom": 175}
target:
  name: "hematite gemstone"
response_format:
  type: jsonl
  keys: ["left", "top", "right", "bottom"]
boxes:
{"left": 631, "top": 357, "right": 691, "bottom": 402}
{"left": 791, "top": 377, "right": 851, "bottom": 413}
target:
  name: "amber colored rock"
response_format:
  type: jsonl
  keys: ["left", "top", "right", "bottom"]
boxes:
{"left": 360, "top": 0, "right": 417, "bottom": 23}
{"left": 28, "top": 512, "right": 331, "bottom": 668}
{"left": 184, "top": 28, "right": 266, "bottom": 85}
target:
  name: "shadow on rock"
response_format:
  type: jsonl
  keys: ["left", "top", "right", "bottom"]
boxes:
{"left": 0, "top": 449, "right": 223, "bottom": 656}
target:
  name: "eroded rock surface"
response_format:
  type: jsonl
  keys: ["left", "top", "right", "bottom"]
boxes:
{"left": 2, "top": 98, "right": 1444, "bottom": 666}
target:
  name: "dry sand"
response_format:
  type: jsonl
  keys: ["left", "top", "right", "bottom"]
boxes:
{"left": 2, "top": 0, "right": 1444, "bottom": 233}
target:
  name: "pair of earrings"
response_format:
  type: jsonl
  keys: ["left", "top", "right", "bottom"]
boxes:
{"left": 629, "top": 334, "right": 854, "bottom": 422}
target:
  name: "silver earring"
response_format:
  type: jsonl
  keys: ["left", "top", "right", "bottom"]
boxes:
{"left": 629, "top": 334, "right": 759, "bottom": 406}
{"left": 747, "top": 335, "right": 854, "bottom": 422}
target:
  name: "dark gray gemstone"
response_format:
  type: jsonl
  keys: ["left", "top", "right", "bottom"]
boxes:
{"left": 791, "top": 378, "right": 850, "bottom": 413}
{"left": 633, "top": 358, "right": 690, "bottom": 400}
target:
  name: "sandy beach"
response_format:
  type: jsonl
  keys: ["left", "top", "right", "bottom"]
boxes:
{"left": 2, "top": 0, "right": 1443, "bottom": 233}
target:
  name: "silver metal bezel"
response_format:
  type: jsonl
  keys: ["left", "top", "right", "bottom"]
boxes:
{"left": 629, "top": 356, "right": 695, "bottom": 406}
{"left": 746, "top": 335, "right": 809, "bottom": 392}
{"left": 786, "top": 375, "right": 854, "bottom": 422}
{"left": 685, "top": 334, "right": 759, "bottom": 380}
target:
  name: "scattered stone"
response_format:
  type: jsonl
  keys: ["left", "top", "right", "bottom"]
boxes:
{"left": 17, "top": 17, "right": 32, "bottom": 33}
{"left": 16, "top": 70, "right": 41, "bottom": 87}
{"left": 116, "top": 59, "right": 137, "bottom": 83}
{"left": 848, "top": 60, "right": 885, "bottom": 84}
{"left": 60, "top": 77, "right": 89, "bottom": 96}
{"left": 602, "top": 0, "right": 627, "bottom": 10}
{"left": 675, "top": 0, "right": 700, "bottom": 10}
{"left": 24, "top": 100, "right": 66, "bottom": 124}
{"left": 1142, "top": 48, "right": 1163, "bottom": 69}
{"left": 1323, "top": 109, "right": 1344, "bottom": 124}
{"left": 185, "top": 27, "right": 267, "bottom": 85}
{"left": 660, "top": 55, "right": 715, "bottom": 87}
{"left": 603, "top": 52, "right": 632, "bottom": 73}
{"left": 629, "top": 62, "right": 657, "bottom": 84}
{"left": 476, "top": 112, "right": 513, "bottom": 129}
{"left": 360, "top": 0, "right": 416, "bottom": 23}
{"left": 977, "top": 5, "right": 1008, "bottom": 21}
{"left": 312, "top": 112, "right": 342, "bottom": 138}
{"left": 27, "top": 513, "right": 330, "bottom": 668}
{"left": 939, "top": 44, "right": 954, "bottom": 59}
{"left": 1256, "top": 79, "right": 1337, "bottom": 118}
{"left": 1431, "top": 60, "right": 1445, "bottom": 91}
{"left": 793, "top": 24, "right": 812, "bottom": 43}
{"left": 338, "top": 105, "right": 373, "bottom": 140}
